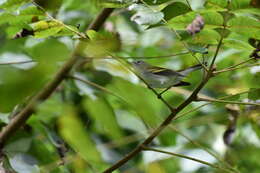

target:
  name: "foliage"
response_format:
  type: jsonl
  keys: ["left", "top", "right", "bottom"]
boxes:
{"left": 0, "top": 0, "right": 259, "bottom": 172}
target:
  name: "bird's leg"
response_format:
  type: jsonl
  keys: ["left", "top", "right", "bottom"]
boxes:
{"left": 157, "top": 86, "right": 172, "bottom": 99}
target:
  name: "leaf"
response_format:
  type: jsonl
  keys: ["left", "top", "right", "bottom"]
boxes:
{"left": 26, "top": 38, "right": 70, "bottom": 63}
{"left": 248, "top": 88, "right": 260, "bottom": 101}
{"left": 169, "top": 10, "right": 223, "bottom": 30}
{"left": 0, "top": 67, "right": 46, "bottom": 112}
{"left": 8, "top": 153, "right": 40, "bottom": 173}
{"left": 58, "top": 107, "right": 102, "bottom": 163}
{"left": 19, "top": 6, "right": 45, "bottom": 16}
{"left": 0, "top": 0, "right": 30, "bottom": 10}
{"left": 107, "top": 78, "right": 165, "bottom": 126}
{"left": 205, "top": 0, "right": 228, "bottom": 8}
{"left": 83, "top": 97, "right": 123, "bottom": 139}
{"left": 33, "top": 0, "right": 62, "bottom": 11}
{"left": 230, "top": 0, "right": 251, "bottom": 10}
{"left": 214, "top": 28, "right": 231, "bottom": 38}
{"left": 162, "top": 2, "right": 191, "bottom": 21}
{"left": 79, "top": 30, "right": 121, "bottom": 57}
{"left": 34, "top": 25, "right": 63, "bottom": 38}
{"left": 129, "top": 4, "right": 164, "bottom": 25}
{"left": 218, "top": 11, "right": 235, "bottom": 25}
{"left": 4, "top": 138, "right": 32, "bottom": 153}
{"left": 187, "top": 29, "right": 221, "bottom": 44}
{"left": 228, "top": 16, "right": 260, "bottom": 39}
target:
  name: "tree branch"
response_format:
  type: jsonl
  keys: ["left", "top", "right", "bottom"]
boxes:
{"left": 214, "top": 62, "right": 260, "bottom": 74}
{"left": 0, "top": 8, "right": 114, "bottom": 146}
{"left": 142, "top": 146, "right": 236, "bottom": 173}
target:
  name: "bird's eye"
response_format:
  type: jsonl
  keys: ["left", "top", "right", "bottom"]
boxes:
{"left": 136, "top": 60, "right": 142, "bottom": 64}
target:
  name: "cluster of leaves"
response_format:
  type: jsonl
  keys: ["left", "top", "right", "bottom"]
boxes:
{"left": 0, "top": 0, "right": 259, "bottom": 172}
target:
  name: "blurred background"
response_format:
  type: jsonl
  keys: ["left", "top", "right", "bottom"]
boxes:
{"left": 0, "top": 0, "right": 259, "bottom": 172}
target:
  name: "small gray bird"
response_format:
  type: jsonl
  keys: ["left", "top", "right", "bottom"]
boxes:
{"left": 132, "top": 60, "right": 204, "bottom": 95}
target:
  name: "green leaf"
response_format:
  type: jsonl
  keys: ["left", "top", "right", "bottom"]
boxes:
{"left": 58, "top": 107, "right": 102, "bottom": 163}
{"left": 187, "top": 29, "right": 221, "bottom": 44}
{"left": 0, "top": 0, "right": 30, "bottom": 10}
{"left": 27, "top": 38, "right": 70, "bottom": 62}
{"left": 162, "top": 2, "right": 191, "bottom": 21}
{"left": 33, "top": 0, "right": 62, "bottom": 11}
{"left": 248, "top": 88, "right": 260, "bottom": 101}
{"left": 20, "top": 6, "right": 45, "bottom": 16}
{"left": 4, "top": 138, "right": 32, "bottom": 153}
{"left": 218, "top": 11, "right": 235, "bottom": 25}
{"left": 168, "top": 10, "right": 223, "bottom": 30}
{"left": 228, "top": 16, "right": 260, "bottom": 39}
{"left": 230, "top": 0, "right": 251, "bottom": 10}
{"left": 34, "top": 25, "right": 63, "bottom": 38}
{"left": 214, "top": 28, "right": 231, "bottom": 38}
{"left": 0, "top": 67, "right": 46, "bottom": 112}
{"left": 80, "top": 30, "right": 121, "bottom": 57}
{"left": 83, "top": 97, "right": 123, "bottom": 139}
{"left": 107, "top": 78, "right": 165, "bottom": 126}
{"left": 205, "top": 0, "right": 228, "bottom": 8}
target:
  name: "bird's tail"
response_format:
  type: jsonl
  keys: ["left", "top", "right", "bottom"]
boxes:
{"left": 178, "top": 63, "right": 206, "bottom": 76}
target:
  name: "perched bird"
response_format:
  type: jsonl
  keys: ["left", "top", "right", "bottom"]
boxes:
{"left": 132, "top": 60, "right": 204, "bottom": 95}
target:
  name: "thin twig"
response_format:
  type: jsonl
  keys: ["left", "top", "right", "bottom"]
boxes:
{"left": 214, "top": 62, "right": 260, "bottom": 74}
{"left": 0, "top": 60, "right": 34, "bottom": 65}
{"left": 142, "top": 146, "right": 236, "bottom": 173}
{"left": 210, "top": 37, "right": 224, "bottom": 70}
{"left": 168, "top": 126, "right": 240, "bottom": 173}
{"left": 68, "top": 75, "right": 129, "bottom": 104}
{"left": 184, "top": 0, "right": 192, "bottom": 10}
{"left": 78, "top": 51, "right": 189, "bottom": 60}
{"left": 227, "top": 57, "right": 256, "bottom": 69}
{"left": 174, "top": 88, "right": 259, "bottom": 120}
{"left": 197, "top": 98, "right": 260, "bottom": 106}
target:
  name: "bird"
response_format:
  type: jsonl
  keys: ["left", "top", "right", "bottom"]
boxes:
{"left": 132, "top": 60, "right": 205, "bottom": 96}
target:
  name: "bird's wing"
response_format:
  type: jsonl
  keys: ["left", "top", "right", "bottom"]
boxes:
{"left": 148, "top": 66, "right": 185, "bottom": 77}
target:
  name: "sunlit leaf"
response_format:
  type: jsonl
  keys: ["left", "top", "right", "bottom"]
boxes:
{"left": 228, "top": 16, "right": 260, "bottom": 39}
{"left": 129, "top": 4, "right": 164, "bottom": 25}
{"left": 79, "top": 30, "right": 121, "bottom": 57}
{"left": 83, "top": 97, "right": 123, "bottom": 139}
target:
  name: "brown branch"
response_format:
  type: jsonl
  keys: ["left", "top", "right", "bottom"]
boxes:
{"left": 0, "top": 8, "right": 114, "bottom": 146}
